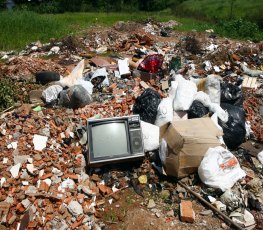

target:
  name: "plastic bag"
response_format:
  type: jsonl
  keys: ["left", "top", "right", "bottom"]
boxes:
{"left": 205, "top": 74, "right": 221, "bottom": 104}
{"left": 90, "top": 67, "right": 109, "bottom": 87}
{"left": 198, "top": 146, "right": 246, "bottom": 191}
{"left": 137, "top": 54, "right": 164, "bottom": 73}
{"left": 193, "top": 91, "right": 228, "bottom": 122}
{"left": 258, "top": 151, "right": 263, "bottom": 164}
{"left": 218, "top": 103, "right": 246, "bottom": 149}
{"left": 42, "top": 85, "right": 63, "bottom": 103}
{"left": 133, "top": 88, "right": 161, "bottom": 124}
{"left": 188, "top": 100, "right": 209, "bottom": 119}
{"left": 59, "top": 60, "right": 85, "bottom": 88}
{"left": 58, "top": 85, "right": 92, "bottom": 109}
{"left": 155, "top": 83, "right": 176, "bottom": 126}
{"left": 221, "top": 82, "right": 243, "bottom": 106}
{"left": 76, "top": 79, "right": 93, "bottom": 95}
{"left": 173, "top": 74, "right": 197, "bottom": 111}
{"left": 141, "top": 121, "right": 159, "bottom": 152}
{"left": 159, "top": 138, "right": 168, "bottom": 165}
{"left": 35, "top": 71, "right": 60, "bottom": 85}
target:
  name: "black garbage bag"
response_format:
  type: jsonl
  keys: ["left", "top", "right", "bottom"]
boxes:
{"left": 218, "top": 103, "right": 246, "bottom": 150}
{"left": 35, "top": 71, "right": 60, "bottom": 84}
{"left": 133, "top": 88, "right": 161, "bottom": 124}
{"left": 221, "top": 82, "right": 243, "bottom": 106}
{"left": 58, "top": 85, "right": 92, "bottom": 109}
{"left": 188, "top": 100, "right": 209, "bottom": 119}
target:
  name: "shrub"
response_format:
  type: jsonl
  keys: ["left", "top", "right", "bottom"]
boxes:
{"left": 217, "top": 18, "right": 260, "bottom": 41}
{"left": 0, "top": 79, "right": 17, "bottom": 111}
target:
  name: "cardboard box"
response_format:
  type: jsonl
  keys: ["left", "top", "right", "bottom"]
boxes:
{"left": 160, "top": 117, "right": 223, "bottom": 178}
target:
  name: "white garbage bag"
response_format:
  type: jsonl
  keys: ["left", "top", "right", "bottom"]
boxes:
{"left": 42, "top": 85, "right": 63, "bottom": 103}
{"left": 59, "top": 59, "right": 85, "bottom": 87}
{"left": 141, "top": 121, "right": 159, "bottom": 152}
{"left": 159, "top": 138, "right": 168, "bottom": 165}
{"left": 76, "top": 79, "right": 93, "bottom": 95}
{"left": 205, "top": 74, "right": 221, "bottom": 104}
{"left": 91, "top": 67, "right": 109, "bottom": 86}
{"left": 155, "top": 82, "right": 177, "bottom": 126}
{"left": 194, "top": 91, "right": 228, "bottom": 122}
{"left": 173, "top": 74, "right": 197, "bottom": 111}
{"left": 198, "top": 146, "right": 246, "bottom": 191}
{"left": 258, "top": 151, "right": 263, "bottom": 164}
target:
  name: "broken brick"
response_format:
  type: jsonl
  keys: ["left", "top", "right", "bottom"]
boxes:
{"left": 180, "top": 200, "right": 195, "bottom": 223}
{"left": 98, "top": 184, "right": 112, "bottom": 195}
{"left": 40, "top": 173, "right": 53, "bottom": 180}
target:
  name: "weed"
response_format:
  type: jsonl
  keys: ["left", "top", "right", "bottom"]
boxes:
{"left": 105, "top": 209, "right": 118, "bottom": 222}
{"left": 125, "top": 196, "right": 133, "bottom": 206}
{"left": 184, "top": 36, "right": 201, "bottom": 55}
{"left": 0, "top": 79, "right": 17, "bottom": 111}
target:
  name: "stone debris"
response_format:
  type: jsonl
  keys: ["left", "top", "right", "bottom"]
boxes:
{"left": 147, "top": 199, "right": 156, "bottom": 209}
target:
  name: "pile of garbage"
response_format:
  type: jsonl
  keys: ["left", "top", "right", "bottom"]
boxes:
{"left": 0, "top": 20, "right": 262, "bottom": 229}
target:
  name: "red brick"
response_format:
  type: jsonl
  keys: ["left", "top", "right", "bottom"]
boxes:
{"left": 180, "top": 200, "right": 195, "bottom": 223}
{"left": 38, "top": 181, "right": 50, "bottom": 192}
{"left": 98, "top": 184, "right": 112, "bottom": 195}
{"left": 40, "top": 173, "right": 53, "bottom": 180}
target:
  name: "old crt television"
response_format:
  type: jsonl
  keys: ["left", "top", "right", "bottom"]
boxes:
{"left": 87, "top": 115, "right": 144, "bottom": 165}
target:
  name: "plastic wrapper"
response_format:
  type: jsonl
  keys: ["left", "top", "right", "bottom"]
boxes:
{"left": 218, "top": 103, "right": 246, "bottom": 149}
{"left": 198, "top": 146, "right": 246, "bottom": 191}
{"left": 58, "top": 85, "right": 92, "bottom": 109}
{"left": 133, "top": 88, "right": 161, "bottom": 124}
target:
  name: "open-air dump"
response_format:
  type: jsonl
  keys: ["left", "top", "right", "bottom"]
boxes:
{"left": 0, "top": 20, "right": 262, "bottom": 230}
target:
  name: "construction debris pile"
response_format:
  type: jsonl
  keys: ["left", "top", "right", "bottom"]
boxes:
{"left": 0, "top": 20, "right": 262, "bottom": 229}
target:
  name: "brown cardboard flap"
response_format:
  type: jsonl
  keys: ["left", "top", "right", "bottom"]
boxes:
{"left": 163, "top": 117, "right": 222, "bottom": 178}
{"left": 164, "top": 125, "right": 184, "bottom": 154}
{"left": 160, "top": 122, "right": 170, "bottom": 140}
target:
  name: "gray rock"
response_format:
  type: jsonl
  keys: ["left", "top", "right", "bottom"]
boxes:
{"left": 21, "top": 199, "right": 31, "bottom": 209}
{"left": 13, "top": 155, "right": 30, "bottom": 165}
{"left": 25, "top": 186, "right": 38, "bottom": 195}
{"left": 200, "top": 210, "right": 213, "bottom": 216}
{"left": 68, "top": 201, "right": 83, "bottom": 216}
{"left": 147, "top": 199, "right": 156, "bottom": 209}
{"left": 166, "top": 210, "right": 174, "bottom": 217}
{"left": 39, "top": 128, "right": 50, "bottom": 137}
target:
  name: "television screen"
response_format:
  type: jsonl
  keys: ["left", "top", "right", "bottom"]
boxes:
{"left": 91, "top": 122, "right": 129, "bottom": 158}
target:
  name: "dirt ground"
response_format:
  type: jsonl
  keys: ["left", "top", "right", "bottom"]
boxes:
{"left": 103, "top": 188, "right": 224, "bottom": 230}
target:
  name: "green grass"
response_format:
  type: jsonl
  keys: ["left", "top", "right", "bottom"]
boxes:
{"left": 176, "top": 0, "right": 263, "bottom": 22}
{"left": 0, "top": 9, "right": 262, "bottom": 51}
{"left": 0, "top": 10, "right": 177, "bottom": 51}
